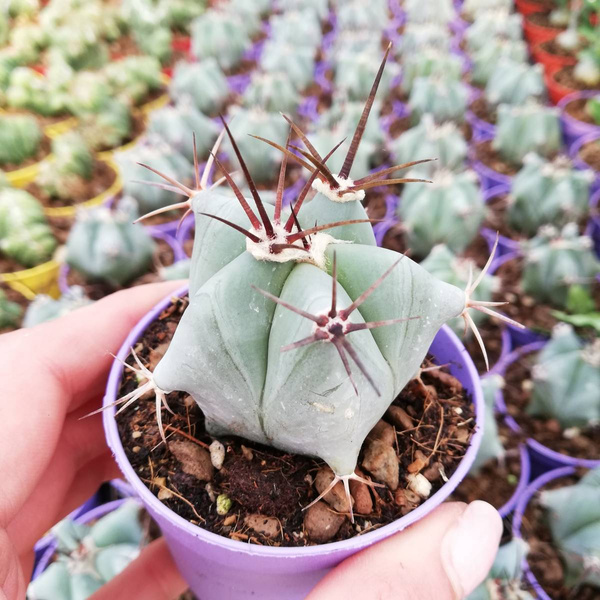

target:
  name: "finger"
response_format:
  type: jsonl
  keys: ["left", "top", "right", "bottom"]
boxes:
{"left": 90, "top": 538, "right": 188, "bottom": 600}
{"left": 307, "top": 501, "right": 502, "bottom": 600}
{"left": 0, "top": 529, "right": 27, "bottom": 600}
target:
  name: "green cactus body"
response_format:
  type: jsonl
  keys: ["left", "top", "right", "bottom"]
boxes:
{"left": 404, "top": 0, "right": 455, "bottom": 25}
{"left": 6, "top": 67, "right": 68, "bottom": 117}
{"left": 27, "top": 500, "right": 143, "bottom": 600}
{"left": 280, "top": 0, "right": 329, "bottom": 21}
{"left": 493, "top": 102, "right": 561, "bottom": 165}
{"left": 397, "top": 170, "right": 485, "bottom": 257}
{"left": 6, "top": 0, "right": 40, "bottom": 18}
{"left": 471, "top": 39, "right": 528, "bottom": 87}
{"left": 466, "top": 539, "right": 534, "bottom": 600}
{"left": 269, "top": 11, "right": 323, "bottom": 49}
{"left": 521, "top": 224, "right": 600, "bottom": 309}
{"left": 66, "top": 197, "right": 156, "bottom": 287}
{"left": 336, "top": 0, "right": 388, "bottom": 30}
{"left": 462, "top": 0, "right": 514, "bottom": 20}
{"left": 191, "top": 10, "right": 251, "bottom": 70}
{"left": 104, "top": 57, "right": 162, "bottom": 106}
{"left": 333, "top": 30, "right": 382, "bottom": 57}
{"left": 48, "top": 26, "right": 108, "bottom": 71}
{"left": 420, "top": 244, "right": 496, "bottom": 335}
{"left": 224, "top": 0, "right": 264, "bottom": 37}
{"left": 243, "top": 72, "right": 301, "bottom": 115}
{"left": 408, "top": 76, "right": 469, "bottom": 123}
{"left": 528, "top": 324, "right": 600, "bottom": 428}
{"left": 508, "top": 155, "right": 593, "bottom": 236}
{"left": 0, "top": 114, "right": 42, "bottom": 167}
{"left": 165, "top": 0, "right": 206, "bottom": 30}
{"left": 132, "top": 24, "right": 173, "bottom": 65}
{"left": 485, "top": 59, "right": 545, "bottom": 106}
{"left": 391, "top": 116, "right": 467, "bottom": 175}
{"left": 0, "top": 288, "right": 22, "bottom": 329}
{"left": 67, "top": 71, "right": 112, "bottom": 115}
{"left": 260, "top": 42, "right": 315, "bottom": 92}
{"left": 23, "top": 286, "right": 92, "bottom": 328}
{"left": 148, "top": 103, "right": 220, "bottom": 162}
{"left": 539, "top": 467, "right": 600, "bottom": 589}
{"left": 8, "top": 21, "right": 46, "bottom": 65}
{"left": 398, "top": 23, "right": 452, "bottom": 56}
{"left": 78, "top": 99, "right": 133, "bottom": 152}
{"left": 401, "top": 49, "right": 463, "bottom": 94}
{"left": 170, "top": 59, "right": 230, "bottom": 116}
{"left": 0, "top": 188, "right": 56, "bottom": 268}
{"left": 465, "top": 11, "right": 524, "bottom": 53}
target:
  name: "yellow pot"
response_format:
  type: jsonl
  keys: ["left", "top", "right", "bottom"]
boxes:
{"left": 139, "top": 73, "right": 171, "bottom": 116}
{"left": 1, "top": 259, "right": 61, "bottom": 299}
{"left": 5, "top": 159, "right": 45, "bottom": 188}
{"left": 43, "top": 158, "right": 123, "bottom": 219}
{"left": 44, "top": 115, "right": 78, "bottom": 139}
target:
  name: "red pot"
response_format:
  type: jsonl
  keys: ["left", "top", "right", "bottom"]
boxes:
{"left": 171, "top": 35, "right": 191, "bottom": 54}
{"left": 515, "top": 0, "right": 550, "bottom": 15}
{"left": 545, "top": 67, "right": 578, "bottom": 105}
{"left": 523, "top": 12, "right": 563, "bottom": 46}
{"left": 31, "top": 64, "right": 46, "bottom": 75}
{"left": 532, "top": 41, "right": 576, "bottom": 77}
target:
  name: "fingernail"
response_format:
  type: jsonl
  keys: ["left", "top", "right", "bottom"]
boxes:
{"left": 440, "top": 501, "right": 503, "bottom": 598}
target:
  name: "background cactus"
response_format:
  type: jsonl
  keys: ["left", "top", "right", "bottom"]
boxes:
{"left": 539, "top": 467, "right": 600, "bottom": 590}
{"left": 528, "top": 324, "right": 600, "bottom": 428}
{"left": 508, "top": 155, "right": 593, "bottom": 236}
{"left": 27, "top": 500, "right": 143, "bottom": 600}
{"left": 6, "top": 67, "right": 68, "bottom": 116}
{"left": 408, "top": 76, "right": 469, "bottom": 123}
{"left": 46, "top": 26, "right": 109, "bottom": 71}
{"left": 403, "top": 0, "right": 455, "bottom": 25}
{"left": 104, "top": 56, "right": 163, "bottom": 106}
{"left": 23, "top": 286, "right": 92, "bottom": 328}
{"left": 76, "top": 98, "right": 134, "bottom": 152}
{"left": 0, "top": 188, "right": 57, "bottom": 268}
{"left": 260, "top": 42, "right": 316, "bottom": 92}
{"left": 398, "top": 23, "right": 452, "bottom": 56}
{"left": 397, "top": 170, "right": 485, "bottom": 257}
{"left": 493, "top": 102, "right": 561, "bottom": 165}
{"left": 484, "top": 59, "right": 545, "bottom": 106}
{"left": 281, "top": 0, "right": 329, "bottom": 21}
{"left": 0, "top": 114, "right": 42, "bottom": 167}
{"left": 521, "top": 224, "right": 600, "bottom": 309}
{"left": 66, "top": 197, "right": 156, "bottom": 288}
{"left": 0, "top": 288, "right": 22, "bottom": 329}
{"left": 336, "top": 0, "right": 388, "bottom": 30}
{"left": 465, "top": 10, "right": 524, "bottom": 53}
{"left": 269, "top": 11, "right": 323, "bottom": 49}
{"left": 470, "top": 39, "right": 529, "bottom": 87}
{"left": 243, "top": 72, "right": 302, "bottom": 115}
{"left": 462, "top": 0, "right": 515, "bottom": 20}
{"left": 401, "top": 49, "right": 463, "bottom": 95}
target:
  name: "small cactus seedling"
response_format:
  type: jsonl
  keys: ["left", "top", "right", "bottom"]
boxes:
{"left": 508, "top": 154, "right": 593, "bottom": 236}
{"left": 280, "top": 0, "right": 329, "bottom": 21}
{"left": 398, "top": 23, "right": 452, "bottom": 56}
{"left": 408, "top": 76, "right": 469, "bottom": 123}
{"left": 0, "top": 188, "right": 57, "bottom": 269}
{"left": 0, "top": 113, "right": 42, "bottom": 167}
{"left": 77, "top": 98, "right": 134, "bottom": 152}
{"left": 23, "top": 285, "right": 92, "bottom": 328}
{"left": 104, "top": 56, "right": 163, "bottom": 106}
{"left": 528, "top": 324, "right": 600, "bottom": 428}
{"left": 574, "top": 31, "right": 600, "bottom": 87}
{"left": 269, "top": 11, "right": 323, "bottom": 49}
{"left": 465, "top": 10, "right": 524, "bottom": 53}
{"left": 243, "top": 72, "right": 302, "bottom": 115}
{"left": 539, "top": 467, "right": 600, "bottom": 590}
{"left": 466, "top": 539, "right": 534, "bottom": 600}
{"left": 484, "top": 59, "right": 546, "bottom": 106}
{"left": 260, "top": 42, "right": 316, "bottom": 92}
{"left": 0, "top": 288, "right": 22, "bottom": 329}
{"left": 391, "top": 116, "right": 468, "bottom": 175}
{"left": 521, "top": 224, "right": 600, "bottom": 310}
{"left": 170, "top": 59, "right": 230, "bottom": 117}
{"left": 47, "top": 26, "right": 108, "bottom": 71}
{"left": 27, "top": 500, "right": 143, "bottom": 600}
{"left": 471, "top": 39, "right": 529, "bottom": 87}
{"left": 336, "top": 0, "right": 389, "bottom": 30}
{"left": 65, "top": 197, "right": 156, "bottom": 288}
{"left": 401, "top": 49, "right": 463, "bottom": 95}
{"left": 397, "top": 169, "right": 485, "bottom": 258}
{"left": 493, "top": 102, "right": 561, "bottom": 165}
{"left": 403, "top": 0, "right": 455, "bottom": 25}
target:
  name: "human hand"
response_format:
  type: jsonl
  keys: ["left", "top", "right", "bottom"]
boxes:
{"left": 0, "top": 282, "right": 188, "bottom": 600}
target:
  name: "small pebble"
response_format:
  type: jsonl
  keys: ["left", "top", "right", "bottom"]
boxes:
{"left": 304, "top": 502, "right": 345, "bottom": 543}
{"left": 241, "top": 445, "right": 254, "bottom": 461}
{"left": 315, "top": 467, "right": 353, "bottom": 513}
{"left": 131, "top": 431, "right": 142, "bottom": 439}
{"left": 407, "top": 473, "right": 432, "bottom": 499}
{"left": 132, "top": 446, "right": 140, "bottom": 453}
{"left": 349, "top": 476, "right": 373, "bottom": 514}
{"left": 367, "top": 420, "right": 396, "bottom": 446}
{"left": 422, "top": 461, "right": 444, "bottom": 482}
{"left": 362, "top": 439, "right": 399, "bottom": 490}
{"left": 209, "top": 440, "right": 226, "bottom": 470}
{"left": 244, "top": 514, "right": 281, "bottom": 539}
{"left": 223, "top": 515, "right": 237, "bottom": 527}
{"left": 171, "top": 440, "right": 214, "bottom": 482}
{"left": 386, "top": 406, "right": 414, "bottom": 431}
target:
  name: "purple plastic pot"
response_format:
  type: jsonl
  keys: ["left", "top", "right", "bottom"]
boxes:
{"left": 32, "top": 499, "right": 131, "bottom": 582}
{"left": 469, "top": 138, "right": 513, "bottom": 194}
{"left": 103, "top": 285, "right": 484, "bottom": 600}
{"left": 559, "top": 91, "right": 600, "bottom": 149}
{"left": 298, "top": 95, "right": 320, "bottom": 123}
{"left": 512, "top": 466, "right": 576, "bottom": 600}
{"left": 466, "top": 108, "right": 496, "bottom": 141}
{"left": 496, "top": 343, "right": 600, "bottom": 477}
{"left": 110, "top": 478, "right": 137, "bottom": 498}
{"left": 314, "top": 60, "right": 332, "bottom": 94}
{"left": 227, "top": 73, "right": 252, "bottom": 95}
{"left": 570, "top": 131, "right": 600, "bottom": 196}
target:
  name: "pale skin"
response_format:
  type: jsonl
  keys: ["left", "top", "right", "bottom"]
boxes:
{"left": 0, "top": 282, "right": 502, "bottom": 600}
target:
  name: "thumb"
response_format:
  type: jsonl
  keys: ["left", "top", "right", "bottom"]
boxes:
{"left": 90, "top": 538, "right": 188, "bottom": 600}
{"left": 307, "top": 501, "right": 502, "bottom": 600}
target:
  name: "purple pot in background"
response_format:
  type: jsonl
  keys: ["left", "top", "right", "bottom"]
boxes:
{"left": 314, "top": 60, "right": 332, "bottom": 93}
{"left": 499, "top": 444, "right": 531, "bottom": 518}
{"left": 103, "top": 285, "right": 484, "bottom": 600}
{"left": 558, "top": 91, "right": 600, "bottom": 149}
{"left": 496, "top": 343, "right": 600, "bottom": 478}
{"left": 298, "top": 95, "right": 320, "bottom": 123}
{"left": 372, "top": 194, "right": 400, "bottom": 246}
{"left": 110, "top": 479, "right": 137, "bottom": 498}
{"left": 227, "top": 73, "right": 252, "bottom": 95}
{"left": 466, "top": 109, "right": 496, "bottom": 141}
{"left": 570, "top": 131, "right": 600, "bottom": 196}
{"left": 469, "top": 140, "right": 513, "bottom": 194}
{"left": 512, "top": 466, "right": 576, "bottom": 600}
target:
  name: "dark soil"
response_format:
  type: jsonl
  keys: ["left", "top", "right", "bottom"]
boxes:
{"left": 451, "top": 419, "right": 523, "bottom": 510}
{"left": 26, "top": 160, "right": 117, "bottom": 209}
{"left": 565, "top": 97, "right": 598, "bottom": 126}
{"left": 527, "top": 11, "right": 565, "bottom": 32}
{"left": 110, "top": 35, "right": 139, "bottom": 59}
{"left": 1, "top": 135, "right": 51, "bottom": 172}
{"left": 389, "top": 114, "right": 414, "bottom": 139}
{"left": 474, "top": 139, "right": 520, "bottom": 176}
{"left": 470, "top": 96, "right": 497, "bottom": 125}
{"left": 363, "top": 190, "right": 388, "bottom": 221}
{"left": 224, "top": 58, "right": 257, "bottom": 78}
{"left": 579, "top": 139, "right": 600, "bottom": 172}
{"left": 137, "top": 85, "right": 168, "bottom": 108}
{"left": 539, "top": 37, "right": 581, "bottom": 58}
{"left": 116, "top": 295, "right": 476, "bottom": 547}
{"left": 0, "top": 283, "right": 27, "bottom": 334}
{"left": 503, "top": 353, "right": 600, "bottom": 460}
{"left": 554, "top": 65, "right": 600, "bottom": 93}
{"left": 521, "top": 471, "right": 600, "bottom": 600}
{"left": 66, "top": 238, "right": 174, "bottom": 301}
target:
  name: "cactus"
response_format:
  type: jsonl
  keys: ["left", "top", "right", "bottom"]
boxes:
{"left": 521, "top": 224, "right": 600, "bottom": 309}
{"left": 465, "top": 11, "right": 524, "bottom": 53}
{"left": 260, "top": 42, "right": 316, "bottom": 91}
{"left": 6, "top": 0, "right": 40, "bottom": 18}
{"left": 66, "top": 197, "right": 156, "bottom": 288}
{"left": 47, "top": 26, "right": 109, "bottom": 71}
{"left": 401, "top": 49, "right": 463, "bottom": 94}
{"left": 588, "top": 96, "right": 600, "bottom": 125}
{"left": 0, "top": 188, "right": 57, "bottom": 268}
{"left": 574, "top": 41, "right": 600, "bottom": 88}
{"left": 281, "top": 0, "right": 329, "bottom": 21}
{"left": 27, "top": 500, "right": 143, "bottom": 600}
{"left": 336, "top": 0, "right": 388, "bottom": 30}
{"left": 508, "top": 155, "right": 593, "bottom": 236}
{"left": 420, "top": 244, "right": 497, "bottom": 336}
{"left": 23, "top": 286, "right": 92, "bottom": 328}
{"left": 270, "top": 11, "right": 323, "bottom": 49}
{"left": 0, "top": 288, "right": 22, "bottom": 329}
{"left": 243, "top": 72, "right": 302, "bottom": 115}
{"left": 190, "top": 10, "right": 251, "bottom": 71}
{"left": 471, "top": 39, "right": 529, "bottom": 87}
{"left": 398, "top": 23, "right": 452, "bottom": 56}
{"left": 493, "top": 102, "right": 561, "bottom": 165}
{"left": 0, "top": 114, "right": 42, "bottom": 167}
{"left": 462, "top": 0, "right": 514, "bottom": 20}
{"left": 539, "top": 466, "right": 600, "bottom": 590}
{"left": 333, "top": 30, "right": 383, "bottom": 57}
{"left": 170, "top": 59, "right": 230, "bottom": 117}
{"left": 6, "top": 67, "right": 69, "bottom": 116}
{"left": 165, "top": 0, "right": 206, "bottom": 31}
{"left": 391, "top": 116, "right": 468, "bottom": 176}
{"left": 8, "top": 22, "right": 46, "bottom": 65}
{"left": 132, "top": 24, "right": 173, "bottom": 66}
{"left": 466, "top": 539, "right": 534, "bottom": 600}
{"left": 528, "top": 324, "right": 600, "bottom": 428}
{"left": 104, "top": 56, "right": 163, "bottom": 106}
{"left": 77, "top": 99, "right": 134, "bottom": 152}
{"left": 147, "top": 102, "right": 220, "bottom": 163}
{"left": 115, "top": 51, "right": 516, "bottom": 507}
{"left": 484, "top": 59, "right": 545, "bottom": 106}
{"left": 408, "top": 76, "right": 469, "bottom": 123}
{"left": 223, "top": 0, "right": 264, "bottom": 37}
{"left": 404, "top": 0, "right": 455, "bottom": 26}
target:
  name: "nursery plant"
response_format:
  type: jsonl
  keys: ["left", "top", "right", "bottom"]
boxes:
{"left": 107, "top": 49, "right": 519, "bottom": 514}
{"left": 0, "top": 288, "right": 22, "bottom": 329}
{"left": 269, "top": 10, "right": 323, "bottom": 50}
{"left": 336, "top": 0, "right": 388, "bottom": 30}
{"left": 484, "top": 59, "right": 546, "bottom": 107}
{"left": 243, "top": 72, "right": 302, "bottom": 115}
{"left": 408, "top": 76, "right": 469, "bottom": 123}
{"left": 401, "top": 49, "right": 463, "bottom": 95}
{"left": 465, "top": 10, "right": 524, "bottom": 53}
{"left": 260, "top": 41, "right": 316, "bottom": 92}
{"left": 470, "top": 39, "right": 529, "bottom": 87}
{"left": 0, "top": 113, "right": 43, "bottom": 167}
{"left": 23, "top": 285, "right": 92, "bottom": 328}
